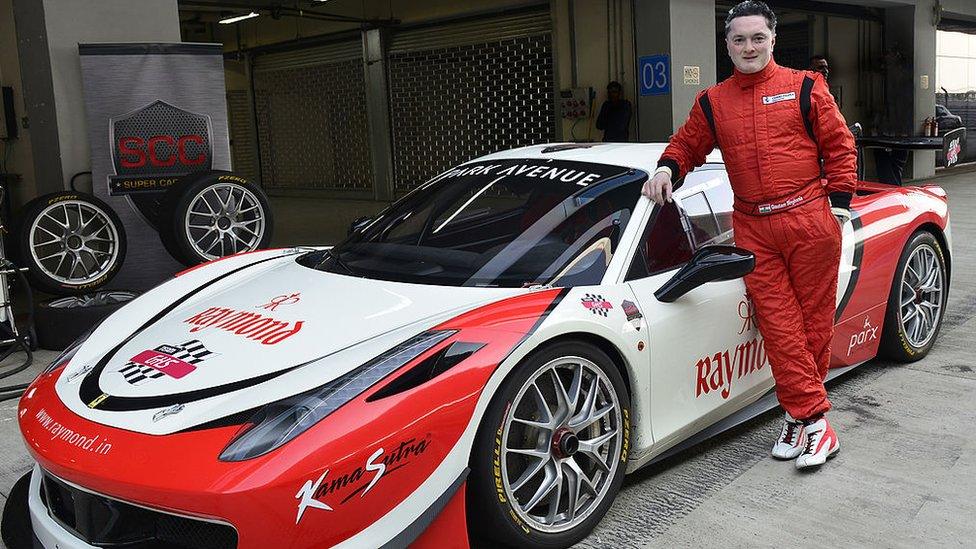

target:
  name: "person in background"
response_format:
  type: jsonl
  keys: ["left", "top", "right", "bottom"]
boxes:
{"left": 596, "top": 81, "right": 632, "bottom": 142}
{"left": 809, "top": 54, "right": 830, "bottom": 81}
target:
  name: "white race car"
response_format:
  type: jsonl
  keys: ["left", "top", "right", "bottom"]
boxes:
{"left": 4, "top": 143, "right": 950, "bottom": 548}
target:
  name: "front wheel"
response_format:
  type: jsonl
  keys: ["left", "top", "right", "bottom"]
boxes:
{"left": 879, "top": 231, "right": 948, "bottom": 362}
{"left": 468, "top": 341, "right": 630, "bottom": 548}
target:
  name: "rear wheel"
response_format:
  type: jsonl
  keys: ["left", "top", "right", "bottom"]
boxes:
{"left": 879, "top": 231, "right": 948, "bottom": 362}
{"left": 468, "top": 341, "right": 630, "bottom": 548}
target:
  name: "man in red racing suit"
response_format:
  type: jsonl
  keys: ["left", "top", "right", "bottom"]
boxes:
{"left": 643, "top": 1, "right": 856, "bottom": 469}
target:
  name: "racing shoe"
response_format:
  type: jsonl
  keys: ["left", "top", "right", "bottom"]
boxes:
{"left": 795, "top": 416, "right": 840, "bottom": 469}
{"left": 771, "top": 412, "right": 805, "bottom": 459}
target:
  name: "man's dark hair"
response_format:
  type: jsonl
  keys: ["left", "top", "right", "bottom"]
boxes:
{"left": 725, "top": 1, "right": 777, "bottom": 37}
{"left": 607, "top": 81, "right": 623, "bottom": 93}
{"left": 810, "top": 54, "right": 827, "bottom": 63}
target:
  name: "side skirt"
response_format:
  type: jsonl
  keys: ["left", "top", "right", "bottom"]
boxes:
{"left": 633, "top": 362, "right": 864, "bottom": 470}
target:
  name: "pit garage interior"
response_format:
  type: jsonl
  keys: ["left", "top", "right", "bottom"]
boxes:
{"left": 1, "top": 0, "right": 975, "bottom": 249}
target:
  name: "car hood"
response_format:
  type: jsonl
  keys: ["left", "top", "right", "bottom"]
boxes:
{"left": 53, "top": 251, "right": 523, "bottom": 434}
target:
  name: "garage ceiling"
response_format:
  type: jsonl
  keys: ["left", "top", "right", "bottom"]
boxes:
{"left": 178, "top": 0, "right": 383, "bottom": 24}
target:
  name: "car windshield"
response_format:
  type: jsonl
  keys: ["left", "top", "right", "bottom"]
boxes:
{"left": 299, "top": 158, "right": 646, "bottom": 287}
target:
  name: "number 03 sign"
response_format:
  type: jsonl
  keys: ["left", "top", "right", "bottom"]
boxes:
{"left": 639, "top": 54, "right": 671, "bottom": 96}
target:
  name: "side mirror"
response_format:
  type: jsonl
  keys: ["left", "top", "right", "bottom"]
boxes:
{"left": 654, "top": 245, "right": 754, "bottom": 303}
{"left": 348, "top": 215, "right": 373, "bottom": 235}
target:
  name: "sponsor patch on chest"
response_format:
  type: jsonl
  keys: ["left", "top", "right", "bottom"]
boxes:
{"left": 762, "top": 91, "right": 796, "bottom": 105}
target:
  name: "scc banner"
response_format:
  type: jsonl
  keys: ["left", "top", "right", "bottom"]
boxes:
{"left": 79, "top": 42, "right": 232, "bottom": 289}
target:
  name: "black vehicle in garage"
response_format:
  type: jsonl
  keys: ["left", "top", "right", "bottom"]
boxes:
{"left": 937, "top": 104, "right": 964, "bottom": 134}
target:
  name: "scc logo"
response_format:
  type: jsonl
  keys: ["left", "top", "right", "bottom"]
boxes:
{"left": 117, "top": 134, "right": 206, "bottom": 168}
{"left": 108, "top": 100, "right": 213, "bottom": 197}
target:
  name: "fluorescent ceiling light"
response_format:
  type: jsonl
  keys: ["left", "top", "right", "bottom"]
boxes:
{"left": 219, "top": 11, "right": 259, "bottom": 24}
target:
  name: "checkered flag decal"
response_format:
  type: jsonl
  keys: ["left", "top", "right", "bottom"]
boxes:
{"left": 582, "top": 293, "right": 611, "bottom": 317}
{"left": 119, "top": 340, "right": 212, "bottom": 386}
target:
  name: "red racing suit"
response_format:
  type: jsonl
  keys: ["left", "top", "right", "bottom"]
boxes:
{"left": 659, "top": 59, "right": 857, "bottom": 420}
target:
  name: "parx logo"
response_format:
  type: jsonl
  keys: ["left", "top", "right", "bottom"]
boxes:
{"left": 847, "top": 316, "right": 879, "bottom": 356}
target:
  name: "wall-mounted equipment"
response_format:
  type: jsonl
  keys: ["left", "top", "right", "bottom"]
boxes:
{"left": 559, "top": 87, "right": 592, "bottom": 120}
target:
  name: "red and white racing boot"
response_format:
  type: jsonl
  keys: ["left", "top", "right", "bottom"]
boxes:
{"left": 795, "top": 416, "right": 840, "bottom": 469}
{"left": 771, "top": 412, "right": 805, "bottom": 459}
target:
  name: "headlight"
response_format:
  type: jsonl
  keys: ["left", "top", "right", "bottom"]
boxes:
{"left": 218, "top": 329, "right": 456, "bottom": 461}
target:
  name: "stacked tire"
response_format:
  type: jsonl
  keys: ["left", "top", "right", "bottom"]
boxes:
{"left": 157, "top": 171, "right": 273, "bottom": 266}
{"left": 14, "top": 171, "right": 273, "bottom": 349}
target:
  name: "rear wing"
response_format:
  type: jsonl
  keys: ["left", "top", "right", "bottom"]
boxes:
{"left": 852, "top": 124, "right": 966, "bottom": 185}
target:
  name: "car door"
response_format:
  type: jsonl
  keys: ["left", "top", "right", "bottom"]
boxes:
{"left": 625, "top": 166, "right": 773, "bottom": 448}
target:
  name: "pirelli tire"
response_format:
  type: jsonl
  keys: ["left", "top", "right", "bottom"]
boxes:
{"left": 34, "top": 290, "right": 140, "bottom": 350}
{"left": 879, "top": 230, "right": 949, "bottom": 362}
{"left": 16, "top": 192, "right": 126, "bottom": 295}
{"left": 159, "top": 171, "right": 273, "bottom": 266}
{"left": 468, "top": 341, "right": 631, "bottom": 548}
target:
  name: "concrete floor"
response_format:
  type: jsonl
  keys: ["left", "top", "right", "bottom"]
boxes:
{"left": 0, "top": 168, "right": 973, "bottom": 548}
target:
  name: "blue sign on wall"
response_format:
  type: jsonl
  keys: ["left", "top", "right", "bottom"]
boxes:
{"left": 639, "top": 55, "right": 671, "bottom": 96}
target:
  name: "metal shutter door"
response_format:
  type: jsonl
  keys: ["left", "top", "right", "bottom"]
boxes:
{"left": 252, "top": 40, "right": 373, "bottom": 193}
{"left": 388, "top": 10, "right": 556, "bottom": 194}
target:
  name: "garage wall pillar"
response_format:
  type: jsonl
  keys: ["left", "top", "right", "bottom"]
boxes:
{"left": 363, "top": 28, "right": 394, "bottom": 202}
{"left": 634, "top": 0, "right": 717, "bottom": 141}
{"left": 12, "top": 0, "right": 180, "bottom": 196}
{"left": 885, "top": 3, "right": 937, "bottom": 180}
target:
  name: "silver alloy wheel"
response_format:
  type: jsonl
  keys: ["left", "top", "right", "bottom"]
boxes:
{"left": 501, "top": 356, "right": 623, "bottom": 533}
{"left": 898, "top": 243, "right": 944, "bottom": 348}
{"left": 184, "top": 183, "right": 266, "bottom": 260}
{"left": 28, "top": 201, "right": 121, "bottom": 285}
{"left": 48, "top": 291, "right": 138, "bottom": 309}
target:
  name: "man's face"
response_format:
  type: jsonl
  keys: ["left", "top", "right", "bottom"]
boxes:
{"left": 726, "top": 15, "right": 775, "bottom": 74}
{"left": 608, "top": 88, "right": 621, "bottom": 101}
{"left": 811, "top": 58, "right": 829, "bottom": 80}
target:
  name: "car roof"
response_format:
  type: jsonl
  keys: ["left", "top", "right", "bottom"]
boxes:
{"left": 473, "top": 142, "right": 724, "bottom": 174}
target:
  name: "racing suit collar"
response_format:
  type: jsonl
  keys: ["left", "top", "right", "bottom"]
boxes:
{"left": 733, "top": 58, "right": 779, "bottom": 88}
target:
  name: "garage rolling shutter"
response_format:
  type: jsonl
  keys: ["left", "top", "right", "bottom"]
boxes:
{"left": 388, "top": 9, "right": 556, "bottom": 194}
{"left": 226, "top": 89, "right": 258, "bottom": 184}
{"left": 251, "top": 40, "right": 372, "bottom": 193}
{"left": 252, "top": 41, "right": 361, "bottom": 72}
{"left": 389, "top": 11, "right": 552, "bottom": 53}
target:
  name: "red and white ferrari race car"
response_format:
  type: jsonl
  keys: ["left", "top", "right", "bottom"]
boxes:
{"left": 2, "top": 143, "right": 950, "bottom": 549}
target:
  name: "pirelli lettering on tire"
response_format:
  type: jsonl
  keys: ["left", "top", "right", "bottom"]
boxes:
{"left": 47, "top": 194, "right": 81, "bottom": 205}
{"left": 621, "top": 408, "right": 630, "bottom": 463}
{"left": 493, "top": 403, "right": 510, "bottom": 505}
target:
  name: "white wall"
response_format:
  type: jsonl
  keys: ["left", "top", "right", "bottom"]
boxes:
{"left": 41, "top": 0, "right": 181, "bottom": 190}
